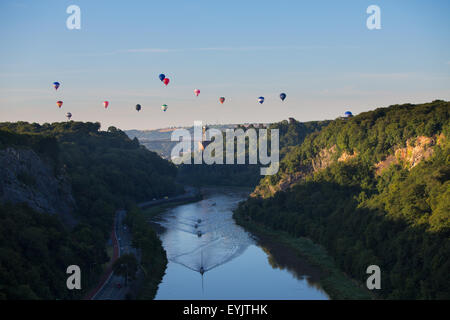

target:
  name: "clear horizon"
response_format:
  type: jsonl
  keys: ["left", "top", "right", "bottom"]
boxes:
{"left": 1, "top": 0, "right": 449, "bottom": 130}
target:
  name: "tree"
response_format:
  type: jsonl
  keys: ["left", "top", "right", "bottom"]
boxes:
{"left": 113, "top": 254, "right": 138, "bottom": 286}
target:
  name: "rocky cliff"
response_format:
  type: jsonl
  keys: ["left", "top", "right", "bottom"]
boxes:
{"left": 374, "top": 134, "right": 444, "bottom": 175}
{"left": 0, "top": 147, "right": 76, "bottom": 226}
{"left": 253, "top": 135, "right": 444, "bottom": 198}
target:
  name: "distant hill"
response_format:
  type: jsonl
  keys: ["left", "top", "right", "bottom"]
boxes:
{"left": 176, "top": 119, "right": 331, "bottom": 187}
{"left": 125, "top": 124, "right": 263, "bottom": 159}
{"left": 126, "top": 120, "right": 330, "bottom": 188}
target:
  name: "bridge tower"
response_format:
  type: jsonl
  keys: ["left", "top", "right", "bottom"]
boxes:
{"left": 198, "top": 125, "right": 211, "bottom": 151}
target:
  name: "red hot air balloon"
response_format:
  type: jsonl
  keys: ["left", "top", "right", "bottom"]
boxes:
{"left": 194, "top": 89, "right": 200, "bottom": 97}
{"left": 103, "top": 101, "right": 109, "bottom": 109}
{"left": 56, "top": 101, "right": 63, "bottom": 108}
{"left": 219, "top": 97, "right": 225, "bottom": 104}
{"left": 163, "top": 78, "right": 170, "bottom": 86}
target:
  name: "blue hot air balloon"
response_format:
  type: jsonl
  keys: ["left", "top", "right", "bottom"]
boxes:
{"left": 280, "top": 93, "right": 286, "bottom": 101}
{"left": 53, "top": 82, "right": 60, "bottom": 90}
{"left": 258, "top": 97, "right": 265, "bottom": 104}
{"left": 344, "top": 111, "right": 353, "bottom": 117}
{"left": 159, "top": 74, "right": 166, "bottom": 82}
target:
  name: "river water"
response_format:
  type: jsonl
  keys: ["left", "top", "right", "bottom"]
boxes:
{"left": 152, "top": 187, "right": 329, "bottom": 300}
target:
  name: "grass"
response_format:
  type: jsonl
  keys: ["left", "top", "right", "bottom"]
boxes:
{"left": 234, "top": 214, "right": 375, "bottom": 300}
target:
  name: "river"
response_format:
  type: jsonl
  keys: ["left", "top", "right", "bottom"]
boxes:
{"left": 152, "top": 187, "right": 329, "bottom": 300}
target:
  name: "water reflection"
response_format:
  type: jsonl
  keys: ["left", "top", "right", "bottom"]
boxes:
{"left": 260, "top": 246, "right": 327, "bottom": 295}
{"left": 152, "top": 187, "right": 329, "bottom": 300}
{"left": 153, "top": 189, "right": 254, "bottom": 275}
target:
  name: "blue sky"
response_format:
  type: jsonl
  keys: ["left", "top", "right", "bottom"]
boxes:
{"left": 1, "top": 0, "right": 449, "bottom": 130}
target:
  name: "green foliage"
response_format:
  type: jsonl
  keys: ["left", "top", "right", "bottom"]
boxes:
{"left": 16, "top": 171, "right": 37, "bottom": 187}
{"left": 235, "top": 101, "right": 450, "bottom": 299}
{"left": 0, "top": 121, "right": 179, "bottom": 299}
{"left": 124, "top": 206, "right": 167, "bottom": 299}
{"left": 0, "top": 129, "right": 59, "bottom": 164}
{"left": 0, "top": 121, "right": 180, "bottom": 235}
{"left": 113, "top": 254, "right": 139, "bottom": 282}
{"left": 269, "top": 119, "right": 331, "bottom": 159}
{"left": 275, "top": 100, "right": 449, "bottom": 184}
{"left": 177, "top": 119, "right": 330, "bottom": 187}
{"left": 0, "top": 203, "right": 108, "bottom": 299}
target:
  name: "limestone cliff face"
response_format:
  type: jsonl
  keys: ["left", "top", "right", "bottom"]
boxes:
{"left": 253, "top": 145, "right": 359, "bottom": 198}
{"left": 375, "top": 135, "right": 443, "bottom": 175}
{"left": 0, "top": 147, "right": 76, "bottom": 226}
{"left": 252, "top": 135, "right": 443, "bottom": 198}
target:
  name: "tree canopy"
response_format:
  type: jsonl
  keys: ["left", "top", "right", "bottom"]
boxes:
{"left": 235, "top": 100, "right": 450, "bottom": 299}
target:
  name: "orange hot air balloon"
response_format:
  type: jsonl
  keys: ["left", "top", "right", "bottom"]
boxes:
{"left": 56, "top": 101, "right": 63, "bottom": 108}
{"left": 163, "top": 78, "right": 170, "bottom": 86}
{"left": 103, "top": 101, "right": 109, "bottom": 109}
{"left": 194, "top": 89, "right": 200, "bottom": 96}
{"left": 219, "top": 97, "right": 225, "bottom": 104}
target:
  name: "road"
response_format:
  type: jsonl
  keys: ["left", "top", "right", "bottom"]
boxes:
{"left": 92, "top": 209, "right": 138, "bottom": 300}
{"left": 89, "top": 187, "right": 200, "bottom": 300}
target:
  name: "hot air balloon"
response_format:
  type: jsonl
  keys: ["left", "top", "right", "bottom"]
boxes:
{"left": 66, "top": 112, "right": 72, "bottom": 121}
{"left": 159, "top": 74, "right": 166, "bottom": 81}
{"left": 194, "top": 89, "right": 200, "bottom": 97}
{"left": 258, "top": 97, "right": 265, "bottom": 104}
{"left": 53, "top": 82, "right": 60, "bottom": 90}
{"left": 103, "top": 101, "right": 109, "bottom": 109}
{"left": 219, "top": 97, "right": 225, "bottom": 104}
{"left": 163, "top": 78, "right": 170, "bottom": 86}
{"left": 280, "top": 93, "right": 286, "bottom": 101}
{"left": 344, "top": 111, "right": 353, "bottom": 118}
{"left": 136, "top": 104, "right": 141, "bottom": 112}
{"left": 161, "top": 104, "right": 168, "bottom": 112}
{"left": 56, "top": 101, "right": 63, "bottom": 108}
